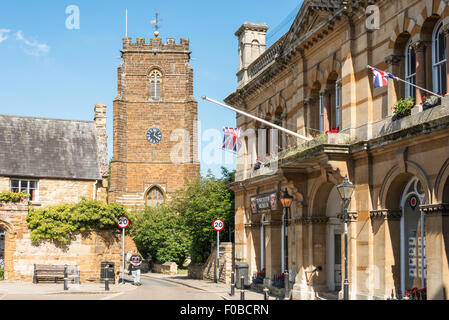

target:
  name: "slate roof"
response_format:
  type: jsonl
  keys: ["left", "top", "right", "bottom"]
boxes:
{"left": 0, "top": 114, "right": 102, "bottom": 180}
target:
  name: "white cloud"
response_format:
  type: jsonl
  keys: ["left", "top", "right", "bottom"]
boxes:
{"left": 15, "top": 30, "right": 50, "bottom": 56}
{"left": 0, "top": 29, "right": 11, "bottom": 43}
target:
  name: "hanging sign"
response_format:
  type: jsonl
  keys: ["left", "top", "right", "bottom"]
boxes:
{"left": 410, "top": 196, "right": 418, "bottom": 210}
{"left": 250, "top": 192, "right": 279, "bottom": 215}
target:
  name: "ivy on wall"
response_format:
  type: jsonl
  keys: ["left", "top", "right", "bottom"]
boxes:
{"left": 26, "top": 198, "right": 131, "bottom": 243}
{"left": 0, "top": 191, "right": 30, "bottom": 203}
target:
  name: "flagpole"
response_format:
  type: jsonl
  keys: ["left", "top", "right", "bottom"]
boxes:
{"left": 202, "top": 96, "right": 312, "bottom": 142}
{"left": 125, "top": 9, "right": 128, "bottom": 37}
{"left": 367, "top": 65, "right": 441, "bottom": 98}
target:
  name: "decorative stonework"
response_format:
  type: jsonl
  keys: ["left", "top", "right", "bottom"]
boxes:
{"left": 420, "top": 203, "right": 449, "bottom": 216}
{"left": 291, "top": 216, "right": 329, "bottom": 225}
{"left": 370, "top": 209, "right": 402, "bottom": 220}
{"left": 384, "top": 54, "right": 402, "bottom": 66}
{"left": 337, "top": 211, "right": 358, "bottom": 222}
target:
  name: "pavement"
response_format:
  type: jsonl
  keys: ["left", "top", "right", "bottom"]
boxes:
{"left": 0, "top": 273, "right": 278, "bottom": 300}
{"left": 140, "top": 272, "right": 278, "bottom": 300}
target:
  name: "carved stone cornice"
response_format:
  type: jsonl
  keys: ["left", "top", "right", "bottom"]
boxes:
{"left": 410, "top": 41, "right": 427, "bottom": 52}
{"left": 420, "top": 203, "right": 449, "bottom": 216}
{"left": 370, "top": 209, "right": 402, "bottom": 221}
{"left": 291, "top": 216, "right": 329, "bottom": 225}
{"left": 441, "top": 24, "right": 449, "bottom": 36}
{"left": 245, "top": 222, "right": 262, "bottom": 229}
{"left": 384, "top": 54, "right": 402, "bottom": 66}
{"left": 337, "top": 211, "right": 358, "bottom": 222}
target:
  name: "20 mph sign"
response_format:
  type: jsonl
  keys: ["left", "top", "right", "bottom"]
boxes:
{"left": 117, "top": 216, "right": 130, "bottom": 229}
{"left": 213, "top": 219, "right": 225, "bottom": 232}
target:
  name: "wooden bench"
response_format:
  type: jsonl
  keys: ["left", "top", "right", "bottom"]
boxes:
{"left": 33, "top": 264, "right": 65, "bottom": 284}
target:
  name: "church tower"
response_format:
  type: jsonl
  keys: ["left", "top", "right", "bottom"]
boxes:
{"left": 109, "top": 35, "right": 200, "bottom": 210}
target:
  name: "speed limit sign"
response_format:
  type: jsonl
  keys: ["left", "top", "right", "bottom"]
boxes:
{"left": 213, "top": 219, "right": 225, "bottom": 232}
{"left": 117, "top": 216, "right": 130, "bottom": 229}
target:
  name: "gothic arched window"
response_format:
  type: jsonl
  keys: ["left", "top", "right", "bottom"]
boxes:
{"left": 146, "top": 187, "right": 164, "bottom": 208}
{"left": 432, "top": 21, "right": 447, "bottom": 95}
{"left": 150, "top": 70, "right": 162, "bottom": 100}
{"left": 405, "top": 38, "right": 416, "bottom": 100}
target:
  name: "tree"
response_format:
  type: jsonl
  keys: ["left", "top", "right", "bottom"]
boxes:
{"left": 171, "top": 173, "right": 234, "bottom": 263}
{"left": 129, "top": 206, "right": 191, "bottom": 266}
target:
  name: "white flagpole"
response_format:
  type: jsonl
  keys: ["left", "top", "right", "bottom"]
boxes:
{"left": 367, "top": 65, "right": 441, "bottom": 98}
{"left": 202, "top": 96, "right": 312, "bottom": 142}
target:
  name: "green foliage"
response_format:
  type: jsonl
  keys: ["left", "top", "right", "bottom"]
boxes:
{"left": 129, "top": 169, "right": 235, "bottom": 265}
{"left": 170, "top": 174, "right": 234, "bottom": 263}
{"left": 130, "top": 206, "right": 191, "bottom": 266}
{"left": 0, "top": 269, "right": 4, "bottom": 281}
{"left": 393, "top": 97, "right": 415, "bottom": 115}
{"left": 0, "top": 191, "right": 30, "bottom": 202}
{"left": 27, "top": 198, "right": 130, "bottom": 243}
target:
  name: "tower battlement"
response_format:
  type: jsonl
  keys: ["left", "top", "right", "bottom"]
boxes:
{"left": 122, "top": 37, "right": 190, "bottom": 51}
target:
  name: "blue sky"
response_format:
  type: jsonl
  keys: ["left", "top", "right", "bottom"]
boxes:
{"left": 0, "top": 0, "right": 301, "bottom": 177}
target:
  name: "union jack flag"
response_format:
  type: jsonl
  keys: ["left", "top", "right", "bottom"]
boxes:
{"left": 222, "top": 127, "right": 242, "bottom": 153}
{"left": 369, "top": 66, "right": 398, "bottom": 88}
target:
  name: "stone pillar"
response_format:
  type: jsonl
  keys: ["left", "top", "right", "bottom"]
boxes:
{"left": 94, "top": 104, "right": 108, "bottom": 178}
{"left": 322, "top": 89, "right": 331, "bottom": 132}
{"left": 421, "top": 204, "right": 449, "bottom": 300}
{"left": 411, "top": 41, "right": 427, "bottom": 104}
{"left": 370, "top": 210, "right": 402, "bottom": 299}
{"left": 385, "top": 55, "right": 402, "bottom": 117}
{"left": 337, "top": 211, "right": 358, "bottom": 299}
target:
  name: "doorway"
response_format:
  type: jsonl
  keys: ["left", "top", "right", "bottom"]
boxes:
{"left": 400, "top": 177, "right": 426, "bottom": 295}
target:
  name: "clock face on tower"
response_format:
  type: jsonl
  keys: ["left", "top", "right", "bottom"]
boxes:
{"left": 146, "top": 128, "right": 162, "bottom": 144}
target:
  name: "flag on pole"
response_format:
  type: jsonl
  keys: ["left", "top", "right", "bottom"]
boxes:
{"left": 222, "top": 127, "right": 242, "bottom": 153}
{"left": 369, "top": 65, "right": 398, "bottom": 88}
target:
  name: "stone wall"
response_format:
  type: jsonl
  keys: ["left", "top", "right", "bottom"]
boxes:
{"left": 153, "top": 262, "right": 178, "bottom": 275}
{"left": 188, "top": 242, "right": 233, "bottom": 284}
{"left": 0, "top": 177, "right": 107, "bottom": 208}
{"left": 0, "top": 200, "right": 136, "bottom": 283}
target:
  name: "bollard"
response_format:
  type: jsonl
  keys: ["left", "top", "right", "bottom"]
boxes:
{"left": 284, "top": 271, "right": 289, "bottom": 300}
{"left": 230, "top": 271, "right": 235, "bottom": 296}
{"left": 240, "top": 276, "right": 245, "bottom": 300}
{"left": 63, "top": 265, "right": 68, "bottom": 291}
{"left": 263, "top": 288, "right": 269, "bottom": 300}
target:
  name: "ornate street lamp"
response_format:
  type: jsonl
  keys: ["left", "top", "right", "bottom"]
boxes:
{"left": 280, "top": 188, "right": 293, "bottom": 299}
{"left": 337, "top": 175, "right": 355, "bottom": 300}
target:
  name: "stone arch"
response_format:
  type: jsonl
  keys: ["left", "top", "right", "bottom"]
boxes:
{"left": 0, "top": 220, "right": 15, "bottom": 234}
{"left": 281, "top": 177, "right": 304, "bottom": 218}
{"left": 379, "top": 162, "right": 432, "bottom": 209}
{"left": 435, "top": 158, "right": 449, "bottom": 203}
{"left": 309, "top": 178, "right": 336, "bottom": 218}
{"left": 144, "top": 185, "right": 166, "bottom": 207}
{"left": 147, "top": 65, "right": 165, "bottom": 77}
{"left": 388, "top": 14, "right": 421, "bottom": 51}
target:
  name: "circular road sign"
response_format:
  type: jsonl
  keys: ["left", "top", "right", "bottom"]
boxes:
{"left": 213, "top": 219, "right": 225, "bottom": 232}
{"left": 117, "top": 216, "right": 130, "bottom": 229}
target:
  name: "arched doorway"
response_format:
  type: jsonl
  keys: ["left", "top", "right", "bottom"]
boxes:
{"left": 400, "top": 176, "right": 426, "bottom": 295}
{"left": 326, "top": 186, "right": 343, "bottom": 292}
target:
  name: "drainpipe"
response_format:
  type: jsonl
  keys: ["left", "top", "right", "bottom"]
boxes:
{"left": 93, "top": 180, "right": 98, "bottom": 200}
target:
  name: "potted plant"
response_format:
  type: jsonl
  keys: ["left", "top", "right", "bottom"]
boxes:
{"left": 392, "top": 97, "right": 415, "bottom": 121}
{"left": 422, "top": 94, "right": 442, "bottom": 111}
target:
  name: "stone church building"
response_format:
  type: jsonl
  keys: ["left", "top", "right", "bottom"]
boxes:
{"left": 227, "top": 0, "right": 449, "bottom": 300}
{"left": 0, "top": 30, "right": 199, "bottom": 280}
{"left": 108, "top": 36, "right": 200, "bottom": 210}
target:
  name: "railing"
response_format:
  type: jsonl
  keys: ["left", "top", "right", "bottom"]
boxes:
{"left": 248, "top": 38, "right": 284, "bottom": 80}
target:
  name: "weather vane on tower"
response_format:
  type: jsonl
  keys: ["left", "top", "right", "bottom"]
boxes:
{"left": 151, "top": 11, "right": 161, "bottom": 38}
